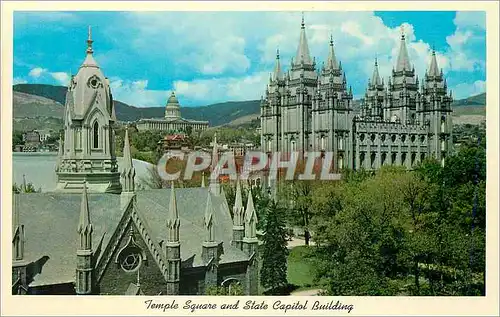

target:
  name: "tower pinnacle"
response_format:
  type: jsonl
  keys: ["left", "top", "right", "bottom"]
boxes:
{"left": 86, "top": 26, "right": 93, "bottom": 55}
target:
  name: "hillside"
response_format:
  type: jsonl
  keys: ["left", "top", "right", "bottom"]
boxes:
{"left": 453, "top": 92, "right": 486, "bottom": 107}
{"left": 12, "top": 84, "right": 486, "bottom": 131}
{"left": 13, "top": 84, "right": 260, "bottom": 126}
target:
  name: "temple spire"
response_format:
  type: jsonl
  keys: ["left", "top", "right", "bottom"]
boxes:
{"left": 121, "top": 127, "right": 135, "bottom": 193}
{"left": 294, "top": 14, "right": 312, "bottom": 65}
{"left": 82, "top": 26, "right": 98, "bottom": 67}
{"left": 233, "top": 178, "right": 244, "bottom": 227}
{"left": 167, "top": 182, "right": 180, "bottom": 243}
{"left": 273, "top": 49, "right": 282, "bottom": 81}
{"left": 326, "top": 34, "right": 338, "bottom": 70}
{"left": 371, "top": 57, "right": 382, "bottom": 86}
{"left": 428, "top": 48, "right": 440, "bottom": 77}
{"left": 244, "top": 189, "right": 258, "bottom": 239}
{"left": 395, "top": 26, "right": 411, "bottom": 72}
{"left": 204, "top": 193, "right": 216, "bottom": 243}
{"left": 77, "top": 183, "right": 93, "bottom": 250}
{"left": 86, "top": 26, "right": 93, "bottom": 55}
{"left": 201, "top": 172, "right": 206, "bottom": 188}
{"left": 209, "top": 133, "right": 221, "bottom": 195}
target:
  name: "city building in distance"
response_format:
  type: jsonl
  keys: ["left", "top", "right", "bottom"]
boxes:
{"left": 135, "top": 92, "right": 209, "bottom": 133}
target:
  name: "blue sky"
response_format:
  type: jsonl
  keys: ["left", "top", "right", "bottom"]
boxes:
{"left": 13, "top": 11, "right": 486, "bottom": 107}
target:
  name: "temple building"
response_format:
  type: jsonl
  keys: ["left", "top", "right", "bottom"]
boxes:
{"left": 12, "top": 28, "right": 258, "bottom": 296}
{"left": 260, "top": 17, "right": 453, "bottom": 170}
{"left": 135, "top": 92, "right": 209, "bottom": 133}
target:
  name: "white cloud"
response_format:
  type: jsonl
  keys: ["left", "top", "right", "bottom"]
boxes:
{"left": 445, "top": 12, "right": 486, "bottom": 72}
{"left": 109, "top": 78, "right": 170, "bottom": 107}
{"left": 454, "top": 11, "right": 486, "bottom": 30}
{"left": 173, "top": 72, "right": 268, "bottom": 104}
{"left": 13, "top": 77, "right": 27, "bottom": 85}
{"left": 28, "top": 67, "right": 47, "bottom": 78}
{"left": 451, "top": 80, "right": 485, "bottom": 99}
{"left": 50, "top": 72, "right": 70, "bottom": 85}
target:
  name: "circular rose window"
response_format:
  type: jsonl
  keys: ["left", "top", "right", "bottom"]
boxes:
{"left": 119, "top": 248, "right": 142, "bottom": 272}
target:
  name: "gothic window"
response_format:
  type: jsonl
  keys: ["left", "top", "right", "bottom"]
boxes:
{"left": 92, "top": 121, "right": 99, "bottom": 148}
{"left": 411, "top": 153, "right": 416, "bottom": 167}
{"left": 370, "top": 134, "right": 376, "bottom": 143}
{"left": 321, "top": 136, "right": 325, "bottom": 151}
{"left": 338, "top": 154, "right": 344, "bottom": 169}
{"left": 370, "top": 152, "right": 376, "bottom": 169}
{"left": 119, "top": 247, "right": 143, "bottom": 272}
{"left": 411, "top": 135, "right": 416, "bottom": 143}
{"left": 420, "top": 135, "right": 426, "bottom": 144}
{"left": 381, "top": 153, "right": 387, "bottom": 165}
{"left": 391, "top": 153, "right": 397, "bottom": 165}
{"left": 360, "top": 153, "right": 365, "bottom": 167}
{"left": 391, "top": 135, "right": 396, "bottom": 143}
{"left": 381, "top": 134, "right": 386, "bottom": 143}
{"left": 401, "top": 153, "right": 407, "bottom": 165}
{"left": 401, "top": 135, "right": 406, "bottom": 143}
{"left": 290, "top": 139, "right": 296, "bottom": 152}
{"left": 338, "top": 137, "right": 344, "bottom": 150}
{"left": 421, "top": 153, "right": 426, "bottom": 162}
{"left": 221, "top": 278, "right": 241, "bottom": 295}
{"left": 360, "top": 134, "right": 365, "bottom": 142}
{"left": 441, "top": 116, "right": 446, "bottom": 133}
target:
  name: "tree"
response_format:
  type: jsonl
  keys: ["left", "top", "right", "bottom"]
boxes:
{"left": 260, "top": 199, "right": 289, "bottom": 293}
{"left": 205, "top": 284, "right": 244, "bottom": 295}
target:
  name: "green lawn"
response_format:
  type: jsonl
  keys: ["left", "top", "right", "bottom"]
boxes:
{"left": 287, "top": 246, "right": 316, "bottom": 290}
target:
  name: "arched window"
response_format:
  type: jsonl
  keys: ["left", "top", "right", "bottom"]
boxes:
{"left": 441, "top": 116, "right": 446, "bottom": 133}
{"left": 93, "top": 121, "right": 99, "bottom": 148}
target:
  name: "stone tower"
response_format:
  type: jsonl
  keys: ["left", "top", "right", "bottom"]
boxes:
{"left": 12, "top": 193, "right": 28, "bottom": 295}
{"left": 242, "top": 189, "right": 259, "bottom": 295}
{"left": 386, "top": 31, "right": 419, "bottom": 124}
{"left": 76, "top": 183, "right": 94, "bottom": 295}
{"left": 56, "top": 26, "right": 121, "bottom": 194}
{"left": 231, "top": 179, "right": 244, "bottom": 251}
{"left": 165, "top": 182, "right": 181, "bottom": 295}
{"left": 202, "top": 192, "right": 219, "bottom": 290}
{"left": 421, "top": 49, "right": 453, "bottom": 164}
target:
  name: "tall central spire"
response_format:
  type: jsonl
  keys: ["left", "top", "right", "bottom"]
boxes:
{"left": 326, "top": 34, "right": 339, "bottom": 70}
{"left": 273, "top": 49, "right": 282, "bottom": 81}
{"left": 82, "top": 25, "right": 98, "bottom": 68}
{"left": 427, "top": 48, "right": 440, "bottom": 77}
{"left": 86, "top": 26, "right": 93, "bottom": 55}
{"left": 294, "top": 13, "right": 312, "bottom": 65}
{"left": 395, "top": 29, "right": 411, "bottom": 72}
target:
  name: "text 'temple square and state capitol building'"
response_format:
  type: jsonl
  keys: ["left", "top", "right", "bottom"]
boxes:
{"left": 260, "top": 17, "right": 453, "bottom": 170}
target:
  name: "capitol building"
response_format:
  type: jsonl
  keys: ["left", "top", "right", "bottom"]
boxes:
{"left": 135, "top": 91, "right": 209, "bottom": 133}
{"left": 260, "top": 18, "right": 454, "bottom": 171}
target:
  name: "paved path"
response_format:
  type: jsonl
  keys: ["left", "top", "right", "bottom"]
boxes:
{"left": 290, "top": 289, "right": 323, "bottom": 296}
{"left": 287, "top": 237, "right": 316, "bottom": 249}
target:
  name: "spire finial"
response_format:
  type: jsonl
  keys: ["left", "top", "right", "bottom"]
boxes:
{"left": 301, "top": 12, "right": 305, "bottom": 29}
{"left": 276, "top": 48, "right": 280, "bottom": 59}
{"left": 329, "top": 34, "right": 333, "bottom": 46}
{"left": 86, "top": 26, "right": 94, "bottom": 55}
{"left": 400, "top": 24, "right": 405, "bottom": 40}
{"left": 375, "top": 55, "right": 378, "bottom": 66}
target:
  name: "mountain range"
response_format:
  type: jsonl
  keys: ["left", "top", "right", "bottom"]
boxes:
{"left": 12, "top": 84, "right": 486, "bottom": 132}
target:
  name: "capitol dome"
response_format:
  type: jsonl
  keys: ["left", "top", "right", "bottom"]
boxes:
{"left": 165, "top": 91, "right": 181, "bottom": 119}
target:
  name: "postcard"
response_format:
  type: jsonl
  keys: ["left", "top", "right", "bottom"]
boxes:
{"left": 1, "top": 1, "right": 498, "bottom": 316}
